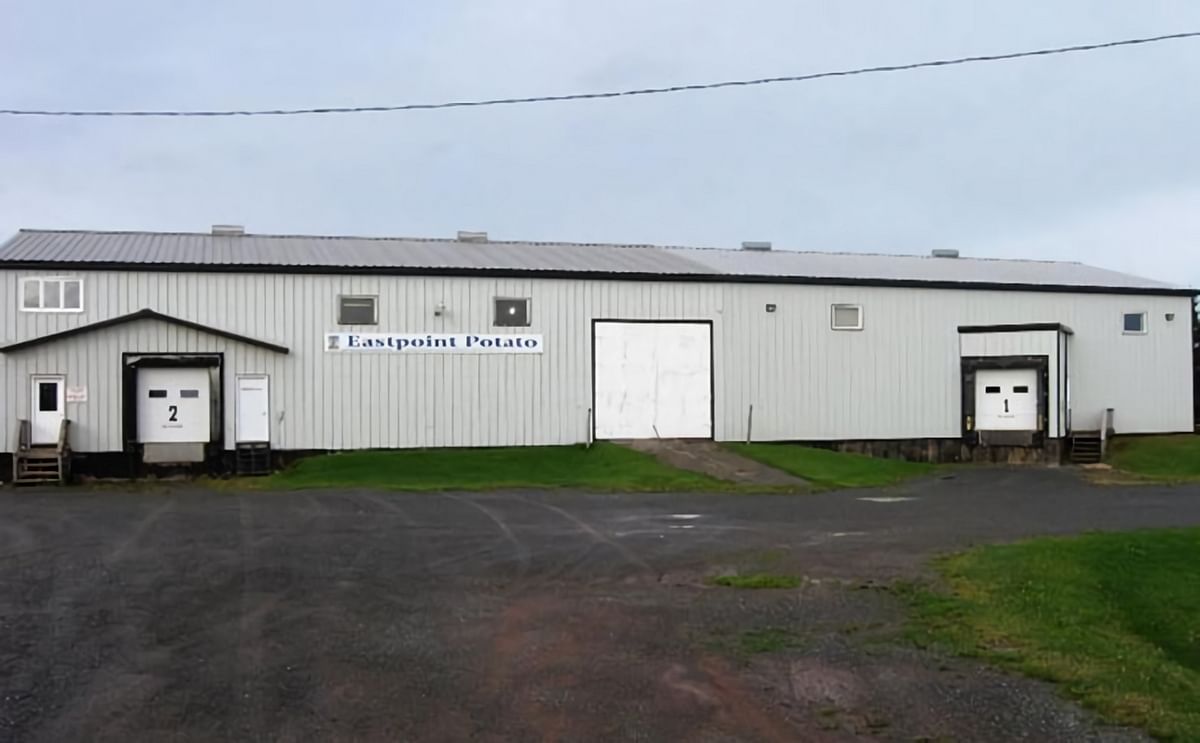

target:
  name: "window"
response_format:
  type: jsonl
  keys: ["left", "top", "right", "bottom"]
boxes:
{"left": 985, "top": 386, "right": 1001, "bottom": 394}
{"left": 38, "top": 382, "right": 59, "bottom": 412}
{"left": 338, "top": 295, "right": 377, "bottom": 325}
{"left": 179, "top": 390, "right": 200, "bottom": 399}
{"left": 1013, "top": 385, "right": 1030, "bottom": 394}
{"left": 20, "top": 277, "right": 83, "bottom": 312}
{"left": 831, "top": 304, "right": 863, "bottom": 331}
{"left": 148, "top": 390, "right": 167, "bottom": 398}
{"left": 494, "top": 297, "right": 531, "bottom": 327}
{"left": 1123, "top": 312, "right": 1147, "bottom": 334}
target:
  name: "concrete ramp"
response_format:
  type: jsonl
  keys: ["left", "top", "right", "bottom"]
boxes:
{"left": 617, "top": 439, "right": 808, "bottom": 487}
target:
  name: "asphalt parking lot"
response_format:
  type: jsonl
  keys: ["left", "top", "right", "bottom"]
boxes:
{"left": 3, "top": 468, "right": 1199, "bottom": 741}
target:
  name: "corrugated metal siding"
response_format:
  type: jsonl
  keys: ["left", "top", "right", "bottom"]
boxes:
{"left": 1, "top": 269, "right": 1194, "bottom": 454}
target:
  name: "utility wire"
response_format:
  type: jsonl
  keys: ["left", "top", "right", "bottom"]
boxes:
{"left": 2, "top": 31, "right": 1197, "bottom": 118}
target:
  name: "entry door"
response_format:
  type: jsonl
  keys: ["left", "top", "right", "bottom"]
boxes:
{"left": 594, "top": 322, "right": 713, "bottom": 439}
{"left": 236, "top": 375, "right": 270, "bottom": 443}
{"left": 30, "top": 375, "right": 65, "bottom": 445}
{"left": 975, "top": 369, "right": 1039, "bottom": 431}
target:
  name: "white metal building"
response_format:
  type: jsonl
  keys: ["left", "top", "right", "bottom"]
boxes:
{"left": 1, "top": 227, "right": 1194, "bottom": 477}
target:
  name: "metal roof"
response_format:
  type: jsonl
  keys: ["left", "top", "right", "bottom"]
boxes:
{"left": 0, "top": 229, "right": 1188, "bottom": 294}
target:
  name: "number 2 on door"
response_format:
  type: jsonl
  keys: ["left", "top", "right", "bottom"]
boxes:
{"left": 168, "top": 405, "right": 178, "bottom": 422}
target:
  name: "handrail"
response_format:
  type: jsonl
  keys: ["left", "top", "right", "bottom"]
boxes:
{"left": 16, "top": 419, "right": 30, "bottom": 453}
{"left": 56, "top": 418, "right": 71, "bottom": 455}
{"left": 1099, "top": 408, "right": 1115, "bottom": 459}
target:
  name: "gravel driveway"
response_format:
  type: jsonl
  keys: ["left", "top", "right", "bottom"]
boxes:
{"left": 2, "top": 468, "right": 1198, "bottom": 741}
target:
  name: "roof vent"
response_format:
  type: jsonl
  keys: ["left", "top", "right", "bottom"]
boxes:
{"left": 457, "top": 230, "right": 488, "bottom": 243}
{"left": 211, "top": 224, "right": 244, "bottom": 236}
{"left": 741, "top": 241, "right": 772, "bottom": 251}
{"left": 931, "top": 249, "right": 960, "bottom": 258}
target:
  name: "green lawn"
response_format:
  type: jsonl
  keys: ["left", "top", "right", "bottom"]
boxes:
{"left": 726, "top": 443, "right": 935, "bottom": 488}
{"left": 248, "top": 443, "right": 727, "bottom": 492}
{"left": 906, "top": 528, "right": 1200, "bottom": 740}
{"left": 1108, "top": 435, "right": 1200, "bottom": 482}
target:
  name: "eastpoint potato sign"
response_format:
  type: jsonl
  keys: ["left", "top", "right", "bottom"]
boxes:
{"left": 325, "top": 332, "right": 543, "bottom": 354}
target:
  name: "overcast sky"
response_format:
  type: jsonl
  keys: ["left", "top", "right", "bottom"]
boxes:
{"left": 2, "top": 1, "right": 1198, "bottom": 288}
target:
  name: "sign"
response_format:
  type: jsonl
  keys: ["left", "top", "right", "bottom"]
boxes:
{"left": 65, "top": 386, "right": 88, "bottom": 403}
{"left": 325, "top": 332, "right": 544, "bottom": 354}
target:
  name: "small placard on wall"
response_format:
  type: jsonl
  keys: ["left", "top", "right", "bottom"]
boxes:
{"left": 66, "top": 386, "right": 88, "bottom": 403}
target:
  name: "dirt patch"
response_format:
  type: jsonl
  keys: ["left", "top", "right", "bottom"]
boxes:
{"left": 460, "top": 593, "right": 813, "bottom": 741}
{"left": 449, "top": 583, "right": 1147, "bottom": 742}
{"left": 619, "top": 439, "right": 808, "bottom": 486}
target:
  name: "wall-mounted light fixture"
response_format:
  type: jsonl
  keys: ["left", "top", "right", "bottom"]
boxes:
{"left": 434, "top": 301, "right": 447, "bottom": 317}
{"left": 1165, "top": 312, "right": 1176, "bottom": 322}
{"left": 765, "top": 303, "right": 777, "bottom": 313}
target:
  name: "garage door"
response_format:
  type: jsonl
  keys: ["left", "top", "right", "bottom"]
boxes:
{"left": 594, "top": 321, "right": 712, "bottom": 439}
{"left": 136, "top": 367, "right": 212, "bottom": 443}
{"left": 975, "top": 368, "right": 1038, "bottom": 431}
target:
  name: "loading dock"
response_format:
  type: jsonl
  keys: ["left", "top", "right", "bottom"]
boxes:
{"left": 123, "top": 353, "right": 224, "bottom": 466}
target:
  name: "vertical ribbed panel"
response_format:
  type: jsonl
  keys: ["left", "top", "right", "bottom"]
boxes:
{"left": 0, "top": 269, "right": 1194, "bottom": 454}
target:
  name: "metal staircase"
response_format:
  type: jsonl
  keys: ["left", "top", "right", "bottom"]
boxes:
{"left": 1069, "top": 432, "right": 1102, "bottom": 463}
{"left": 12, "top": 419, "right": 71, "bottom": 485}
{"left": 1069, "top": 408, "right": 1113, "bottom": 465}
{"left": 235, "top": 442, "right": 272, "bottom": 476}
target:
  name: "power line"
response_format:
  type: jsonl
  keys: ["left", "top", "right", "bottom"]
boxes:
{"left": 2, "top": 31, "right": 1197, "bottom": 118}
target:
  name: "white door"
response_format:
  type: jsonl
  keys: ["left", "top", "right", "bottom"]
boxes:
{"left": 236, "top": 375, "right": 270, "bottom": 443}
{"left": 30, "top": 375, "right": 65, "bottom": 445}
{"left": 136, "top": 367, "right": 212, "bottom": 443}
{"left": 594, "top": 322, "right": 712, "bottom": 439}
{"left": 975, "top": 368, "right": 1039, "bottom": 431}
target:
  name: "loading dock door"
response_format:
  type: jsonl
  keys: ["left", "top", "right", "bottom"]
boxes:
{"left": 136, "top": 367, "right": 212, "bottom": 443}
{"left": 975, "top": 368, "right": 1038, "bottom": 431}
{"left": 594, "top": 321, "right": 712, "bottom": 439}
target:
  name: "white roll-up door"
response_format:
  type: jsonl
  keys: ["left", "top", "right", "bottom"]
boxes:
{"left": 975, "top": 368, "right": 1038, "bottom": 431}
{"left": 594, "top": 321, "right": 712, "bottom": 439}
{"left": 136, "top": 367, "right": 212, "bottom": 443}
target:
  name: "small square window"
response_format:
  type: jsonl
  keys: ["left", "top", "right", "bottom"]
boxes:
{"left": 1123, "top": 312, "right": 1147, "bottom": 334}
{"left": 494, "top": 298, "right": 531, "bottom": 327}
{"left": 985, "top": 386, "right": 1001, "bottom": 394}
{"left": 179, "top": 389, "right": 200, "bottom": 399}
{"left": 831, "top": 304, "right": 863, "bottom": 331}
{"left": 1013, "top": 385, "right": 1030, "bottom": 394}
{"left": 338, "top": 295, "right": 378, "bottom": 325}
{"left": 148, "top": 390, "right": 168, "bottom": 398}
